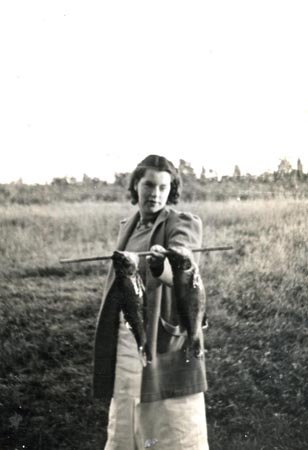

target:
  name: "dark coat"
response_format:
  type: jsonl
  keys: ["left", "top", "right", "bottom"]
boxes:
{"left": 93, "top": 206, "right": 207, "bottom": 403}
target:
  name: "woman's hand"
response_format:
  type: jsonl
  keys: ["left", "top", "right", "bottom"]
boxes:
{"left": 147, "top": 245, "right": 167, "bottom": 277}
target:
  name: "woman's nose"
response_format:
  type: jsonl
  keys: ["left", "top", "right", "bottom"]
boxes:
{"left": 149, "top": 186, "right": 160, "bottom": 198}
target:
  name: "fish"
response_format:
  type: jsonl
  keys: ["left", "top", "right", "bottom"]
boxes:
{"left": 111, "top": 250, "right": 148, "bottom": 363}
{"left": 166, "top": 246, "right": 207, "bottom": 362}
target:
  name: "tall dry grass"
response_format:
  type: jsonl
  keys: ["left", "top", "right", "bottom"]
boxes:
{"left": 1, "top": 199, "right": 307, "bottom": 450}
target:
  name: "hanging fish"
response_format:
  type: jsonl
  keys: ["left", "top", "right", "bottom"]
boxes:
{"left": 166, "top": 246, "right": 207, "bottom": 362}
{"left": 111, "top": 250, "right": 147, "bottom": 363}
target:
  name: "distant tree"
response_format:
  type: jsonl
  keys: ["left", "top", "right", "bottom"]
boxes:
{"left": 199, "top": 166, "right": 206, "bottom": 184}
{"left": 51, "top": 177, "right": 69, "bottom": 187}
{"left": 233, "top": 165, "right": 241, "bottom": 178}
{"left": 114, "top": 172, "right": 131, "bottom": 188}
{"left": 82, "top": 173, "right": 92, "bottom": 185}
{"left": 178, "top": 159, "right": 198, "bottom": 200}
{"left": 258, "top": 171, "right": 274, "bottom": 183}
{"left": 297, "top": 158, "right": 304, "bottom": 178}
{"left": 81, "top": 174, "right": 105, "bottom": 188}
{"left": 277, "top": 158, "right": 292, "bottom": 175}
{"left": 10, "top": 178, "right": 23, "bottom": 185}
{"left": 92, "top": 177, "right": 101, "bottom": 189}
{"left": 179, "top": 159, "right": 196, "bottom": 178}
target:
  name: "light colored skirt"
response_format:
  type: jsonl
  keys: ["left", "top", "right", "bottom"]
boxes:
{"left": 104, "top": 393, "right": 209, "bottom": 450}
{"left": 104, "top": 318, "right": 209, "bottom": 450}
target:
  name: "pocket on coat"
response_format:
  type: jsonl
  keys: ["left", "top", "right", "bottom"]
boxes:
{"left": 157, "top": 317, "right": 187, "bottom": 354}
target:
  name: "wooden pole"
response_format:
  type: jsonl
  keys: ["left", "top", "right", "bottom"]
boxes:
{"left": 59, "top": 246, "right": 234, "bottom": 264}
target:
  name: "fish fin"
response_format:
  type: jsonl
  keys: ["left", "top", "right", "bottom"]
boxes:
{"left": 192, "top": 269, "right": 203, "bottom": 289}
{"left": 202, "top": 314, "right": 209, "bottom": 330}
{"left": 132, "top": 274, "right": 145, "bottom": 297}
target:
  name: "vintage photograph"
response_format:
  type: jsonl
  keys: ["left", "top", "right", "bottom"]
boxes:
{"left": 1, "top": 2, "right": 307, "bottom": 450}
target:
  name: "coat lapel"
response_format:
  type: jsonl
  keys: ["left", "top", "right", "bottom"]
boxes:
{"left": 117, "top": 207, "right": 170, "bottom": 252}
{"left": 116, "top": 210, "right": 140, "bottom": 250}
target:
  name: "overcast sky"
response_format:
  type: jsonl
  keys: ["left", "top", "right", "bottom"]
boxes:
{"left": 1, "top": 1, "right": 308, "bottom": 183}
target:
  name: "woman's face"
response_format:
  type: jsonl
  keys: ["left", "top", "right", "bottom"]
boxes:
{"left": 135, "top": 169, "right": 171, "bottom": 220}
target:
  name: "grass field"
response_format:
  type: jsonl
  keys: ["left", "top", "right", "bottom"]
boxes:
{"left": 1, "top": 200, "right": 308, "bottom": 450}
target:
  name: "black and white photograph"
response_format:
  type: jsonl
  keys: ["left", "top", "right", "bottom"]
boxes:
{"left": 1, "top": 1, "right": 308, "bottom": 449}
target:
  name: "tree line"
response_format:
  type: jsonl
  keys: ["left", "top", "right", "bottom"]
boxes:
{"left": 1, "top": 158, "right": 307, "bottom": 205}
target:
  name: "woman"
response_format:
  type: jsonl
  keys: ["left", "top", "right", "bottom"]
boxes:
{"left": 93, "top": 155, "right": 209, "bottom": 449}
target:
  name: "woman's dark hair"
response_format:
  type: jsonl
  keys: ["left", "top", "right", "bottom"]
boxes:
{"left": 128, "top": 154, "right": 182, "bottom": 205}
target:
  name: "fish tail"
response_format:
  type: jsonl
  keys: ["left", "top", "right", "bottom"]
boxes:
{"left": 143, "top": 343, "right": 152, "bottom": 365}
{"left": 185, "top": 334, "right": 203, "bottom": 362}
{"left": 193, "top": 337, "right": 203, "bottom": 359}
{"left": 185, "top": 345, "right": 191, "bottom": 363}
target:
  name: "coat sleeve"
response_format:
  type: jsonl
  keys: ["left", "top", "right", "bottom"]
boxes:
{"left": 166, "top": 211, "right": 203, "bottom": 253}
{"left": 157, "top": 211, "right": 203, "bottom": 286}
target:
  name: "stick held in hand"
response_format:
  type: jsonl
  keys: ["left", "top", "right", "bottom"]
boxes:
{"left": 59, "top": 246, "right": 234, "bottom": 264}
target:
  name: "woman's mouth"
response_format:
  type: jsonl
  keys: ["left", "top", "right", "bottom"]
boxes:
{"left": 147, "top": 200, "right": 159, "bottom": 207}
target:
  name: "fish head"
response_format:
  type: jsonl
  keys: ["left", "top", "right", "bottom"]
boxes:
{"left": 166, "top": 246, "right": 193, "bottom": 271}
{"left": 112, "top": 251, "right": 139, "bottom": 277}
